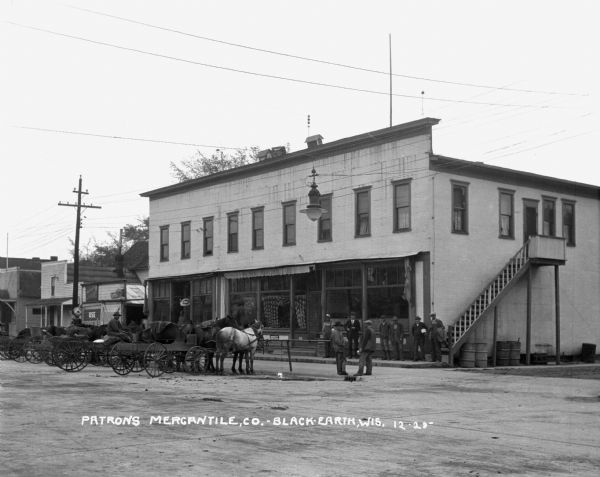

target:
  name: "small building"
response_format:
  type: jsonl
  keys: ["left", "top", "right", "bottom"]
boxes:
{"left": 26, "top": 260, "right": 141, "bottom": 329}
{"left": 0, "top": 256, "right": 58, "bottom": 334}
{"left": 140, "top": 118, "right": 600, "bottom": 360}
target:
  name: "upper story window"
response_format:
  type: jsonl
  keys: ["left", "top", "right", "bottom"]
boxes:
{"left": 159, "top": 225, "right": 169, "bottom": 261}
{"left": 50, "top": 276, "right": 57, "bottom": 297}
{"left": 499, "top": 189, "right": 514, "bottom": 239}
{"left": 181, "top": 221, "right": 191, "bottom": 259}
{"left": 252, "top": 207, "right": 264, "bottom": 250}
{"left": 318, "top": 194, "right": 332, "bottom": 242}
{"left": 562, "top": 200, "right": 576, "bottom": 246}
{"left": 393, "top": 180, "right": 411, "bottom": 232}
{"left": 203, "top": 217, "right": 213, "bottom": 256}
{"left": 451, "top": 181, "right": 469, "bottom": 234}
{"left": 283, "top": 201, "right": 296, "bottom": 246}
{"left": 228, "top": 212, "right": 239, "bottom": 253}
{"left": 355, "top": 187, "right": 371, "bottom": 237}
{"left": 542, "top": 197, "right": 556, "bottom": 236}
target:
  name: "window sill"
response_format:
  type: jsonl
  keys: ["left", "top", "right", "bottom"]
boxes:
{"left": 451, "top": 231, "right": 469, "bottom": 235}
{"left": 354, "top": 234, "right": 371, "bottom": 239}
{"left": 498, "top": 235, "right": 514, "bottom": 240}
{"left": 317, "top": 239, "right": 332, "bottom": 243}
{"left": 393, "top": 228, "right": 411, "bottom": 233}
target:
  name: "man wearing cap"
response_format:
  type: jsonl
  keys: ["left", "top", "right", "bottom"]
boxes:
{"left": 429, "top": 313, "right": 446, "bottom": 362}
{"left": 330, "top": 321, "right": 348, "bottom": 375}
{"left": 411, "top": 316, "right": 428, "bottom": 361}
{"left": 355, "top": 319, "right": 376, "bottom": 376}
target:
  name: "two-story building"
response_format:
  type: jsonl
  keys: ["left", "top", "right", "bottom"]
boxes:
{"left": 27, "top": 260, "right": 142, "bottom": 328}
{"left": 0, "top": 257, "right": 54, "bottom": 334}
{"left": 141, "top": 118, "right": 600, "bottom": 361}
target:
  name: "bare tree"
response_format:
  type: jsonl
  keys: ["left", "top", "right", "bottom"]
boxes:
{"left": 170, "top": 147, "right": 260, "bottom": 181}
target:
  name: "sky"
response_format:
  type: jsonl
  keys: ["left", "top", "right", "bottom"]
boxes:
{"left": 1, "top": 0, "right": 598, "bottom": 261}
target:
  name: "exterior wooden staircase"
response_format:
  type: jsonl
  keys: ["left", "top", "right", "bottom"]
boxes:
{"left": 448, "top": 240, "right": 532, "bottom": 364}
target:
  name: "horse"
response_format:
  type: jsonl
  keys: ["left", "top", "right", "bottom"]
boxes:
{"left": 184, "top": 315, "right": 241, "bottom": 373}
{"left": 215, "top": 321, "right": 263, "bottom": 375}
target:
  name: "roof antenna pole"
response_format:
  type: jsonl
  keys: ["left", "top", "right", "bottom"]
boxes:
{"left": 307, "top": 114, "right": 311, "bottom": 137}
{"left": 421, "top": 91, "right": 425, "bottom": 117}
{"left": 389, "top": 33, "right": 393, "bottom": 127}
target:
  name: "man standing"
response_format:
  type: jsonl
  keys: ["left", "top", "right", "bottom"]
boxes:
{"left": 330, "top": 321, "right": 348, "bottom": 375}
{"left": 379, "top": 317, "right": 392, "bottom": 360}
{"left": 411, "top": 316, "right": 428, "bottom": 361}
{"left": 345, "top": 312, "right": 361, "bottom": 358}
{"left": 429, "top": 312, "right": 446, "bottom": 362}
{"left": 321, "top": 315, "right": 333, "bottom": 358}
{"left": 390, "top": 316, "right": 404, "bottom": 360}
{"left": 355, "top": 319, "right": 376, "bottom": 376}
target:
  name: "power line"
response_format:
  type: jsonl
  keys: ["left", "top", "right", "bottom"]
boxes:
{"left": 13, "top": 125, "right": 243, "bottom": 150}
{"left": 9, "top": 22, "right": 562, "bottom": 109}
{"left": 68, "top": 4, "right": 587, "bottom": 97}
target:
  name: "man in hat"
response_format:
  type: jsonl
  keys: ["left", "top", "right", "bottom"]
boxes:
{"left": 355, "top": 319, "right": 376, "bottom": 376}
{"left": 411, "top": 316, "right": 428, "bottom": 361}
{"left": 429, "top": 312, "right": 446, "bottom": 362}
{"left": 107, "top": 310, "right": 130, "bottom": 342}
{"left": 330, "top": 321, "right": 348, "bottom": 375}
{"left": 345, "top": 311, "right": 361, "bottom": 358}
{"left": 390, "top": 316, "right": 405, "bottom": 360}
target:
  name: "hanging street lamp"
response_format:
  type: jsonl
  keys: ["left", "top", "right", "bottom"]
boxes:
{"left": 300, "top": 168, "right": 327, "bottom": 222}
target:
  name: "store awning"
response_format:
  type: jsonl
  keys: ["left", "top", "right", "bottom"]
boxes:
{"left": 223, "top": 264, "right": 314, "bottom": 280}
{"left": 27, "top": 297, "right": 72, "bottom": 307}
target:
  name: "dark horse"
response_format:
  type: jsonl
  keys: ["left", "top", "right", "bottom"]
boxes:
{"left": 183, "top": 315, "right": 241, "bottom": 373}
{"left": 215, "top": 321, "right": 263, "bottom": 375}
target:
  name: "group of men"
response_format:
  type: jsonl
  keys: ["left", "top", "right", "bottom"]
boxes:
{"left": 411, "top": 313, "right": 447, "bottom": 362}
{"left": 329, "top": 313, "right": 377, "bottom": 377}
{"left": 325, "top": 311, "right": 447, "bottom": 376}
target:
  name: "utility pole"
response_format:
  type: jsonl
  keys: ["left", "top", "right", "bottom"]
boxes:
{"left": 58, "top": 176, "right": 101, "bottom": 315}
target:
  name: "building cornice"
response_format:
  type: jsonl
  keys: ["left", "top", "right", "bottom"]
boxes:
{"left": 141, "top": 118, "right": 440, "bottom": 200}
{"left": 430, "top": 155, "right": 600, "bottom": 200}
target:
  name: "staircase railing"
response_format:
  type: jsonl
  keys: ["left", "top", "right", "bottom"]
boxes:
{"left": 449, "top": 239, "right": 531, "bottom": 355}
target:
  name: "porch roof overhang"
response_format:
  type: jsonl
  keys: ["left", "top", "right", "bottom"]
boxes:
{"left": 27, "top": 297, "right": 72, "bottom": 307}
{"left": 223, "top": 264, "right": 314, "bottom": 280}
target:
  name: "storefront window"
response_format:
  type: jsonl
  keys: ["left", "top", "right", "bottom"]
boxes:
{"left": 191, "top": 278, "right": 213, "bottom": 324}
{"left": 152, "top": 281, "right": 170, "bottom": 322}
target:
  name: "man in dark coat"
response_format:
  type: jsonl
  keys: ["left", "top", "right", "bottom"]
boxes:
{"left": 321, "top": 315, "right": 333, "bottom": 358}
{"left": 411, "top": 316, "right": 428, "bottom": 361}
{"left": 390, "top": 316, "right": 405, "bottom": 360}
{"left": 345, "top": 312, "right": 361, "bottom": 358}
{"left": 379, "top": 317, "right": 393, "bottom": 360}
{"left": 354, "top": 319, "right": 376, "bottom": 376}
{"left": 429, "top": 312, "right": 446, "bottom": 362}
{"left": 330, "top": 321, "right": 348, "bottom": 375}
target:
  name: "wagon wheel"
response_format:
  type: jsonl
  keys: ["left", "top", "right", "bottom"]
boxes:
{"left": 8, "top": 338, "right": 27, "bottom": 363}
{"left": 56, "top": 340, "right": 89, "bottom": 372}
{"left": 89, "top": 343, "right": 109, "bottom": 367}
{"left": 130, "top": 352, "right": 144, "bottom": 373}
{"left": 44, "top": 346, "right": 57, "bottom": 366}
{"left": 108, "top": 343, "right": 135, "bottom": 375}
{"left": 25, "top": 340, "right": 43, "bottom": 364}
{"left": 144, "top": 342, "right": 169, "bottom": 378}
{"left": 164, "top": 351, "right": 177, "bottom": 373}
{"left": 184, "top": 347, "right": 207, "bottom": 374}
{"left": 0, "top": 337, "right": 10, "bottom": 359}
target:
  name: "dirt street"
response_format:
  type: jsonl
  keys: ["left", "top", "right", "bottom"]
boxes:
{"left": 1, "top": 359, "right": 599, "bottom": 476}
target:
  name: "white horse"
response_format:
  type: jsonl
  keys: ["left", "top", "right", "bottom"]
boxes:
{"left": 215, "top": 322, "right": 262, "bottom": 375}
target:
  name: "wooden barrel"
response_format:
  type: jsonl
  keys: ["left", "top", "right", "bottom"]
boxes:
{"left": 475, "top": 343, "right": 487, "bottom": 368}
{"left": 496, "top": 341, "right": 510, "bottom": 366}
{"left": 460, "top": 343, "right": 476, "bottom": 368}
{"left": 509, "top": 341, "right": 521, "bottom": 365}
